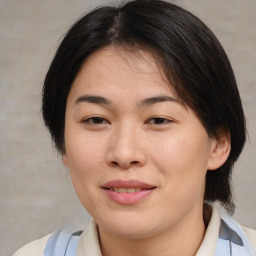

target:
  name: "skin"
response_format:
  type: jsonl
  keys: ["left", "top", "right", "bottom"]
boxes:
{"left": 63, "top": 46, "right": 230, "bottom": 256}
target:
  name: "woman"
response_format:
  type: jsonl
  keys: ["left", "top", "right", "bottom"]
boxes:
{"left": 13, "top": 0, "right": 256, "bottom": 255}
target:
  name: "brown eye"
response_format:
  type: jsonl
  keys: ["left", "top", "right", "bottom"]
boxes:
{"left": 147, "top": 117, "right": 172, "bottom": 125}
{"left": 82, "top": 116, "right": 109, "bottom": 125}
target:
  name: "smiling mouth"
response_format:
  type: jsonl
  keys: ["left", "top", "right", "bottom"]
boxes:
{"left": 106, "top": 187, "right": 154, "bottom": 193}
{"left": 101, "top": 179, "right": 157, "bottom": 204}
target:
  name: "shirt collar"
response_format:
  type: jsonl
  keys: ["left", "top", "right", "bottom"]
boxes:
{"left": 196, "top": 205, "right": 220, "bottom": 256}
{"left": 76, "top": 220, "right": 102, "bottom": 256}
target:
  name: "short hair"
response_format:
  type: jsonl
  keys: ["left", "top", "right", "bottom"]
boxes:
{"left": 42, "top": 0, "right": 246, "bottom": 213}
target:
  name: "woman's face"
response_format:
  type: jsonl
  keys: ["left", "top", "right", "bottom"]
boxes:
{"left": 63, "top": 46, "right": 221, "bottom": 239}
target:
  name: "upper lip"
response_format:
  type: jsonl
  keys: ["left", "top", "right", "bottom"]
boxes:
{"left": 101, "top": 179, "right": 156, "bottom": 189}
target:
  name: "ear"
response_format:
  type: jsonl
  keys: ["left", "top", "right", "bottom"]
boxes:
{"left": 62, "top": 154, "right": 69, "bottom": 167}
{"left": 207, "top": 127, "right": 231, "bottom": 170}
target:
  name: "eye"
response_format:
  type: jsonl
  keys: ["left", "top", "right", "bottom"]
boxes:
{"left": 146, "top": 117, "right": 173, "bottom": 125}
{"left": 82, "top": 116, "right": 109, "bottom": 125}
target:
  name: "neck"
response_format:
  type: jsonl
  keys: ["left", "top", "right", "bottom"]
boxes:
{"left": 98, "top": 205, "right": 208, "bottom": 256}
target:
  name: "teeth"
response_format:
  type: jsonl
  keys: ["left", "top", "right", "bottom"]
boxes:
{"left": 127, "top": 188, "right": 136, "bottom": 193}
{"left": 119, "top": 188, "right": 126, "bottom": 193}
{"left": 109, "top": 188, "right": 142, "bottom": 193}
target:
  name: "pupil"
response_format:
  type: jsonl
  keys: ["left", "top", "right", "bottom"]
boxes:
{"left": 155, "top": 118, "right": 164, "bottom": 124}
{"left": 93, "top": 117, "right": 103, "bottom": 124}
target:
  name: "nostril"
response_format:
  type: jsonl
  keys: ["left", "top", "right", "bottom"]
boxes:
{"left": 110, "top": 160, "right": 139, "bottom": 168}
{"left": 111, "top": 161, "right": 119, "bottom": 166}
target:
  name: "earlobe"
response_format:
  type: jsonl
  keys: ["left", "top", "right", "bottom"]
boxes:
{"left": 207, "top": 129, "right": 231, "bottom": 170}
{"left": 62, "top": 154, "right": 69, "bottom": 167}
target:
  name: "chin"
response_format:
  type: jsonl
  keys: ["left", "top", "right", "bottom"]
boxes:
{"left": 95, "top": 211, "right": 165, "bottom": 239}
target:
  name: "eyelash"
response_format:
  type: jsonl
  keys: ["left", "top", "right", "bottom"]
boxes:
{"left": 146, "top": 117, "right": 173, "bottom": 125}
{"left": 82, "top": 116, "right": 110, "bottom": 125}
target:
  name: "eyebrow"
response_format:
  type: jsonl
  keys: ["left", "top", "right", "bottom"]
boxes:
{"left": 137, "top": 95, "right": 180, "bottom": 107}
{"left": 74, "top": 95, "right": 112, "bottom": 106}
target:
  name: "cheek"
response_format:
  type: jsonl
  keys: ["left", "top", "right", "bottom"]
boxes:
{"left": 64, "top": 136, "right": 105, "bottom": 212}
{"left": 148, "top": 134, "right": 187, "bottom": 174}
{"left": 64, "top": 135, "right": 107, "bottom": 203}
{"left": 149, "top": 134, "right": 209, "bottom": 194}
{"left": 65, "top": 132, "right": 105, "bottom": 170}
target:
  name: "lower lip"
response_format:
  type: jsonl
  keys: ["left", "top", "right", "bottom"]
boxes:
{"left": 103, "top": 189, "right": 155, "bottom": 205}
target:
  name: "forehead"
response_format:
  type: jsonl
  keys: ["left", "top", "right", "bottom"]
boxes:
{"left": 69, "top": 46, "right": 177, "bottom": 99}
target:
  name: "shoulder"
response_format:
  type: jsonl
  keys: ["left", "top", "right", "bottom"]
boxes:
{"left": 12, "top": 234, "right": 51, "bottom": 256}
{"left": 242, "top": 226, "right": 256, "bottom": 252}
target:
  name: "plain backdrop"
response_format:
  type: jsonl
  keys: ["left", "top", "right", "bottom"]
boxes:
{"left": 0, "top": 0, "right": 255, "bottom": 255}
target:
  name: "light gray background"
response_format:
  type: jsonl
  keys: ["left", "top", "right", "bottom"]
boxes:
{"left": 0, "top": 0, "right": 255, "bottom": 255}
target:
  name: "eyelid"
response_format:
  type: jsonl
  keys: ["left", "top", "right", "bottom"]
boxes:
{"left": 145, "top": 116, "right": 175, "bottom": 125}
{"left": 81, "top": 115, "right": 110, "bottom": 125}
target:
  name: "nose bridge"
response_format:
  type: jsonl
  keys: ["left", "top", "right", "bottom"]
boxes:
{"left": 107, "top": 120, "right": 146, "bottom": 168}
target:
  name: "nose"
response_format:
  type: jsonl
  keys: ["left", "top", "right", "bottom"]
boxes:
{"left": 106, "top": 124, "right": 147, "bottom": 169}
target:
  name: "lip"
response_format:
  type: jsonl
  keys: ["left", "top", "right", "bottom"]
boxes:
{"left": 101, "top": 179, "right": 156, "bottom": 205}
{"left": 102, "top": 179, "right": 155, "bottom": 189}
